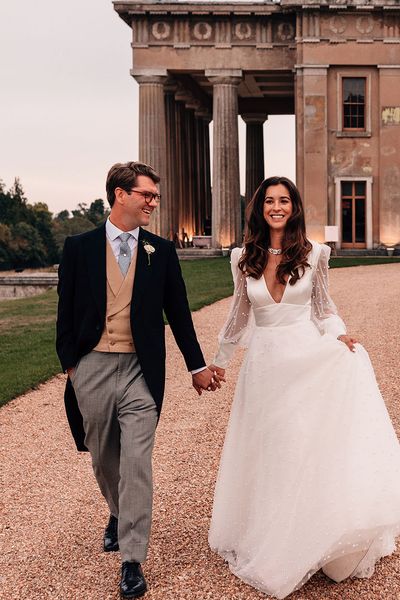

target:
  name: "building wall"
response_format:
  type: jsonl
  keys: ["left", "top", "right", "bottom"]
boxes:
{"left": 327, "top": 66, "right": 380, "bottom": 248}
{"left": 379, "top": 68, "right": 400, "bottom": 246}
{"left": 296, "top": 8, "right": 400, "bottom": 248}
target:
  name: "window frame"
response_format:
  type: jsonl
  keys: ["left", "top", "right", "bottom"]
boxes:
{"left": 336, "top": 71, "right": 372, "bottom": 137}
{"left": 342, "top": 77, "right": 366, "bottom": 132}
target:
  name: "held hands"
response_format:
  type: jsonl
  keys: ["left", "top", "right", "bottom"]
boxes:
{"left": 337, "top": 334, "right": 358, "bottom": 352}
{"left": 208, "top": 364, "right": 226, "bottom": 382}
{"left": 192, "top": 366, "right": 226, "bottom": 396}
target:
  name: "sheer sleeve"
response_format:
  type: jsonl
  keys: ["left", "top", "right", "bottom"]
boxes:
{"left": 311, "top": 244, "right": 346, "bottom": 338}
{"left": 213, "top": 247, "right": 253, "bottom": 368}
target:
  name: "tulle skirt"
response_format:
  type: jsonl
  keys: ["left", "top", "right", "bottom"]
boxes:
{"left": 209, "top": 321, "right": 400, "bottom": 598}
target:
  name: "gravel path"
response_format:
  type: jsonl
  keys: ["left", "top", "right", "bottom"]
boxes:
{"left": 1, "top": 263, "right": 400, "bottom": 600}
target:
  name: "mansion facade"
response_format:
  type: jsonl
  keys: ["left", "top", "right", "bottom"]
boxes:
{"left": 114, "top": 0, "right": 400, "bottom": 250}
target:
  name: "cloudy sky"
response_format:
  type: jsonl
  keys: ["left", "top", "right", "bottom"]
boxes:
{"left": 0, "top": 0, "right": 295, "bottom": 216}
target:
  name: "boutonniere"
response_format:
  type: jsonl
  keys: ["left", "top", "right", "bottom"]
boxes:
{"left": 142, "top": 240, "right": 156, "bottom": 265}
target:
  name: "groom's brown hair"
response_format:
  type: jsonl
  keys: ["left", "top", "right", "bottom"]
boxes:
{"left": 106, "top": 161, "right": 160, "bottom": 207}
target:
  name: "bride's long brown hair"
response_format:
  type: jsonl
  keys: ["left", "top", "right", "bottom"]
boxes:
{"left": 238, "top": 176, "right": 312, "bottom": 285}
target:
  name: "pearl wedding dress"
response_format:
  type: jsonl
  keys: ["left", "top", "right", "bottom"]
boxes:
{"left": 209, "top": 241, "right": 400, "bottom": 599}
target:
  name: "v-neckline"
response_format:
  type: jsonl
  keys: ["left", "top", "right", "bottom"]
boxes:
{"left": 262, "top": 273, "right": 290, "bottom": 305}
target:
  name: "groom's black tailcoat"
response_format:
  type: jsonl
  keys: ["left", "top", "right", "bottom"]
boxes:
{"left": 56, "top": 224, "right": 205, "bottom": 451}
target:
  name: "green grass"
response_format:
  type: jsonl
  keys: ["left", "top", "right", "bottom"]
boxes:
{"left": 0, "top": 290, "right": 60, "bottom": 407}
{"left": 1, "top": 254, "right": 399, "bottom": 408}
{"left": 181, "top": 257, "right": 233, "bottom": 311}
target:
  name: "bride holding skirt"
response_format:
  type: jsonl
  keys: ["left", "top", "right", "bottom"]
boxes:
{"left": 208, "top": 177, "right": 400, "bottom": 599}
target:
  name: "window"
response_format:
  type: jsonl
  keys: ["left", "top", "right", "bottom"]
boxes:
{"left": 342, "top": 77, "right": 366, "bottom": 131}
{"left": 341, "top": 181, "right": 366, "bottom": 247}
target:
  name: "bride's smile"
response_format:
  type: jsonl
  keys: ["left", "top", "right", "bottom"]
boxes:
{"left": 263, "top": 183, "right": 293, "bottom": 231}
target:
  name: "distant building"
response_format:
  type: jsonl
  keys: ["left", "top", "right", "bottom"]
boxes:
{"left": 114, "top": 0, "right": 400, "bottom": 251}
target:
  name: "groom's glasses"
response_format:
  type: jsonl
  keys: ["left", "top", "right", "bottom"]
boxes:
{"left": 128, "top": 188, "right": 161, "bottom": 205}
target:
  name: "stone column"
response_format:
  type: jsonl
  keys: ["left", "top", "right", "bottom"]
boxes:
{"left": 175, "top": 87, "right": 197, "bottom": 243}
{"left": 184, "top": 107, "right": 196, "bottom": 241}
{"left": 165, "top": 86, "right": 179, "bottom": 240}
{"left": 203, "top": 116, "right": 212, "bottom": 233}
{"left": 206, "top": 69, "right": 242, "bottom": 248}
{"left": 194, "top": 114, "right": 205, "bottom": 235}
{"left": 133, "top": 71, "right": 168, "bottom": 237}
{"left": 174, "top": 100, "right": 186, "bottom": 246}
{"left": 242, "top": 114, "right": 266, "bottom": 203}
{"left": 194, "top": 110, "right": 212, "bottom": 235}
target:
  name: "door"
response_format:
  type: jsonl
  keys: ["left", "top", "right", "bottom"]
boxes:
{"left": 341, "top": 181, "right": 366, "bottom": 249}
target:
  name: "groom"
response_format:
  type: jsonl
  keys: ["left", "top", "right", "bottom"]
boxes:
{"left": 56, "top": 161, "right": 218, "bottom": 598}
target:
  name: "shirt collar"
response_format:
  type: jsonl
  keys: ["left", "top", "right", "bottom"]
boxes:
{"left": 106, "top": 217, "right": 139, "bottom": 242}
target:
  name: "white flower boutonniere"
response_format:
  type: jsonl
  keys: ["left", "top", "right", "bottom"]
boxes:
{"left": 142, "top": 240, "right": 156, "bottom": 265}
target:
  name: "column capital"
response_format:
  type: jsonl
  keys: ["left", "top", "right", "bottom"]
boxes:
{"left": 205, "top": 69, "right": 242, "bottom": 86}
{"left": 131, "top": 69, "right": 168, "bottom": 85}
{"left": 241, "top": 113, "right": 268, "bottom": 125}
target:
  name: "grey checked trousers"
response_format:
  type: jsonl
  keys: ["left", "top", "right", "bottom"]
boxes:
{"left": 71, "top": 350, "right": 158, "bottom": 562}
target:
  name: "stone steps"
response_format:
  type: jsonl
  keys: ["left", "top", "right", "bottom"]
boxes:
{"left": 176, "top": 248, "right": 224, "bottom": 260}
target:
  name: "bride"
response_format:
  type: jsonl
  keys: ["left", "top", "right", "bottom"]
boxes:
{"left": 208, "top": 176, "right": 400, "bottom": 599}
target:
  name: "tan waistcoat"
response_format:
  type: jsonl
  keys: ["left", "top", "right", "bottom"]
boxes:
{"left": 94, "top": 241, "right": 137, "bottom": 353}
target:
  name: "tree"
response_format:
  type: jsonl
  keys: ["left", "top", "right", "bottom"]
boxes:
{"left": 0, "top": 176, "right": 109, "bottom": 268}
{"left": 52, "top": 198, "right": 108, "bottom": 259}
{"left": 9, "top": 222, "right": 47, "bottom": 268}
{"left": 0, "top": 179, "right": 56, "bottom": 268}
{"left": 0, "top": 177, "right": 28, "bottom": 226}
{"left": 87, "top": 198, "right": 108, "bottom": 226}
{"left": 70, "top": 198, "right": 109, "bottom": 226}
{"left": 56, "top": 210, "right": 70, "bottom": 221}
{"left": 52, "top": 214, "right": 96, "bottom": 256}
{"left": 0, "top": 223, "right": 12, "bottom": 270}
{"left": 30, "top": 202, "right": 58, "bottom": 263}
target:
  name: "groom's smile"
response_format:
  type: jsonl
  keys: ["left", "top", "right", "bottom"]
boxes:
{"left": 115, "top": 174, "right": 160, "bottom": 230}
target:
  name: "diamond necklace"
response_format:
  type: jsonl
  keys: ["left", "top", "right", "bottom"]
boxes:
{"left": 268, "top": 247, "right": 282, "bottom": 255}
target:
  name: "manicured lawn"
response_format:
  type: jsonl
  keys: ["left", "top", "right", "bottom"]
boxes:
{"left": 0, "top": 258, "right": 233, "bottom": 408}
{"left": 1, "top": 254, "right": 399, "bottom": 408}
{"left": 181, "top": 257, "right": 233, "bottom": 311}
{"left": 0, "top": 291, "right": 60, "bottom": 407}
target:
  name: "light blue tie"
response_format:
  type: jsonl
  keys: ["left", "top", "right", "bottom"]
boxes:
{"left": 118, "top": 233, "right": 131, "bottom": 276}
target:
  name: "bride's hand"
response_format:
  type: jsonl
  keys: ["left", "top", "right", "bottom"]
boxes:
{"left": 208, "top": 364, "right": 226, "bottom": 382}
{"left": 337, "top": 334, "right": 358, "bottom": 352}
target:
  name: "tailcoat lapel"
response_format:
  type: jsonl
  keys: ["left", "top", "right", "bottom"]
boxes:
{"left": 131, "top": 228, "right": 155, "bottom": 313}
{"left": 83, "top": 224, "right": 107, "bottom": 319}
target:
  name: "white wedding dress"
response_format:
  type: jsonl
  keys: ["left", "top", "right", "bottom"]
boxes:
{"left": 209, "top": 241, "right": 400, "bottom": 599}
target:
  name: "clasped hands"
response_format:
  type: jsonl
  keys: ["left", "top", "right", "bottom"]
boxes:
{"left": 192, "top": 364, "right": 226, "bottom": 396}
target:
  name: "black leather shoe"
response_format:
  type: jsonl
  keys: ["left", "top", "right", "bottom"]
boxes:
{"left": 120, "top": 561, "right": 147, "bottom": 598}
{"left": 104, "top": 514, "right": 119, "bottom": 552}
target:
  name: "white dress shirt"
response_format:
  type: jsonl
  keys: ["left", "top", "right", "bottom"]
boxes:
{"left": 105, "top": 218, "right": 206, "bottom": 376}
{"left": 106, "top": 218, "right": 139, "bottom": 259}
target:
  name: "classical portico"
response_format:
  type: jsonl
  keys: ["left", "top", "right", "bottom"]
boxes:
{"left": 114, "top": 0, "right": 400, "bottom": 250}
